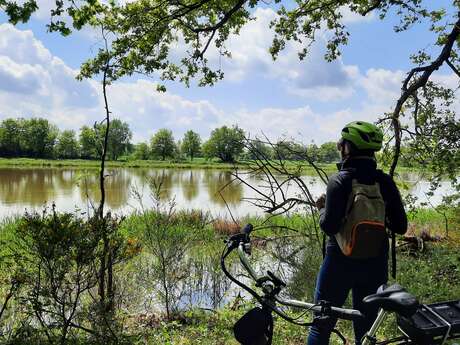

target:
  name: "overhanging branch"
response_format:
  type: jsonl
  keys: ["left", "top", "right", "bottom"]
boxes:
{"left": 389, "top": 14, "right": 460, "bottom": 177}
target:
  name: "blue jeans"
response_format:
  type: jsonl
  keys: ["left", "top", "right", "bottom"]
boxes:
{"left": 307, "top": 253, "right": 388, "bottom": 345}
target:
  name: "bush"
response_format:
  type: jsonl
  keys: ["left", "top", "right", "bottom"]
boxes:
{"left": 8, "top": 210, "right": 100, "bottom": 344}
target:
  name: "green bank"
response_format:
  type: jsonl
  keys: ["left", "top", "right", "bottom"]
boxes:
{"left": 0, "top": 207, "right": 458, "bottom": 344}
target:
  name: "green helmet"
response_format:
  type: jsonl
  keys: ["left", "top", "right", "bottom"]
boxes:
{"left": 341, "top": 121, "right": 383, "bottom": 151}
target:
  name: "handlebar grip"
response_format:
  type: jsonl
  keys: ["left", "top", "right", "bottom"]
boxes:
{"left": 242, "top": 223, "right": 253, "bottom": 234}
{"left": 330, "top": 307, "right": 365, "bottom": 321}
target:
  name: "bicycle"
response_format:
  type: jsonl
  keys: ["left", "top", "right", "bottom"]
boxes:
{"left": 220, "top": 224, "right": 460, "bottom": 345}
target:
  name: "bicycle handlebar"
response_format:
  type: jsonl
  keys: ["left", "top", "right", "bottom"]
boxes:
{"left": 235, "top": 243, "right": 365, "bottom": 321}
{"left": 222, "top": 224, "right": 365, "bottom": 323}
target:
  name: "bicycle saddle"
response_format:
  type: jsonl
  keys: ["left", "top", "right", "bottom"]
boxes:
{"left": 362, "top": 284, "right": 419, "bottom": 317}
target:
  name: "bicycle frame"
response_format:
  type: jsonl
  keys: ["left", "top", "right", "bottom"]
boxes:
{"left": 232, "top": 242, "right": 412, "bottom": 345}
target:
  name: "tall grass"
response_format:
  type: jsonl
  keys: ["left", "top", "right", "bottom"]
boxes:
{"left": 0, "top": 207, "right": 458, "bottom": 345}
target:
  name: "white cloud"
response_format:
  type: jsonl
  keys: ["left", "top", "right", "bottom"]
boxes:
{"left": 0, "top": 24, "right": 98, "bottom": 128}
{"left": 0, "top": 56, "right": 48, "bottom": 94}
{"left": 106, "top": 80, "right": 225, "bottom": 142}
{"left": 202, "top": 8, "right": 358, "bottom": 101}
{"left": 0, "top": 22, "right": 457, "bottom": 148}
{"left": 359, "top": 68, "right": 405, "bottom": 105}
{"left": 0, "top": 24, "right": 52, "bottom": 63}
{"left": 340, "top": 6, "right": 376, "bottom": 24}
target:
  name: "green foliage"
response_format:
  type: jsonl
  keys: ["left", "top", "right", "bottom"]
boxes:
{"left": 0, "top": 206, "right": 458, "bottom": 344}
{"left": 0, "top": 0, "right": 38, "bottom": 25}
{"left": 132, "top": 184, "right": 208, "bottom": 319}
{"left": 272, "top": 140, "right": 310, "bottom": 161}
{"left": 273, "top": 141, "right": 339, "bottom": 163}
{"left": 8, "top": 210, "right": 100, "bottom": 344}
{"left": 150, "top": 129, "right": 176, "bottom": 161}
{"left": 78, "top": 1, "right": 256, "bottom": 86}
{"left": 0, "top": 118, "right": 59, "bottom": 158}
{"left": 181, "top": 130, "right": 201, "bottom": 160}
{"left": 0, "top": 211, "right": 140, "bottom": 344}
{"left": 244, "top": 139, "right": 273, "bottom": 160}
{"left": 79, "top": 119, "right": 132, "bottom": 161}
{"left": 132, "top": 142, "right": 150, "bottom": 160}
{"left": 0, "top": 118, "right": 131, "bottom": 161}
{"left": 56, "top": 130, "right": 80, "bottom": 159}
{"left": 0, "top": 118, "right": 23, "bottom": 157}
{"left": 380, "top": 81, "right": 460, "bottom": 209}
{"left": 79, "top": 125, "right": 98, "bottom": 159}
{"left": 23, "top": 118, "right": 58, "bottom": 158}
{"left": 97, "top": 119, "right": 133, "bottom": 160}
{"left": 202, "top": 126, "right": 245, "bottom": 163}
{"left": 318, "top": 142, "right": 340, "bottom": 163}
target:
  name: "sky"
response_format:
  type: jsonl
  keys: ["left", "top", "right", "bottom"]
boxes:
{"left": 0, "top": 0, "right": 458, "bottom": 144}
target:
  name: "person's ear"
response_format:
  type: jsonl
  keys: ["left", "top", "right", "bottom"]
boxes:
{"left": 343, "top": 142, "right": 351, "bottom": 155}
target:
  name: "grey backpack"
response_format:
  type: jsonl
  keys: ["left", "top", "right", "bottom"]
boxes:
{"left": 335, "top": 179, "right": 387, "bottom": 258}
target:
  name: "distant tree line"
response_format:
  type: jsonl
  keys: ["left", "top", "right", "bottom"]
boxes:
{"left": 0, "top": 117, "right": 340, "bottom": 163}
{"left": 0, "top": 117, "right": 133, "bottom": 160}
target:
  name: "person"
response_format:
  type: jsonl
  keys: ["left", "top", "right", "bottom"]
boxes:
{"left": 307, "top": 121, "right": 407, "bottom": 345}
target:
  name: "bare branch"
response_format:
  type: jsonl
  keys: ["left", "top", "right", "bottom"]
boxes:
{"left": 446, "top": 59, "right": 460, "bottom": 78}
{"left": 389, "top": 14, "right": 460, "bottom": 177}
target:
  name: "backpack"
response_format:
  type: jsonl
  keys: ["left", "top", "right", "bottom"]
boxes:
{"left": 335, "top": 179, "right": 387, "bottom": 259}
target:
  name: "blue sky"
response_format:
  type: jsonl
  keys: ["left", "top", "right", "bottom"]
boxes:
{"left": 0, "top": 1, "right": 457, "bottom": 144}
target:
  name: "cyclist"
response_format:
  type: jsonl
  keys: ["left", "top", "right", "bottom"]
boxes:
{"left": 307, "top": 121, "right": 408, "bottom": 345}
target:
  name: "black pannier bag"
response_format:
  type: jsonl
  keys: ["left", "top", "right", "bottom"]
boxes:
{"left": 233, "top": 307, "right": 273, "bottom": 345}
{"left": 397, "top": 300, "right": 460, "bottom": 344}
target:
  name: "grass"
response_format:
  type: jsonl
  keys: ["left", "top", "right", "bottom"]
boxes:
{"left": 0, "top": 207, "right": 458, "bottom": 344}
{"left": 0, "top": 157, "right": 415, "bottom": 173}
{"left": 0, "top": 157, "right": 240, "bottom": 169}
{"left": 124, "top": 208, "right": 460, "bottom": 344}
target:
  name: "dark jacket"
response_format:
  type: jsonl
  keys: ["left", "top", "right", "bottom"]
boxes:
{"left": 319, "top": 157, "right": 407, "bottom": 257}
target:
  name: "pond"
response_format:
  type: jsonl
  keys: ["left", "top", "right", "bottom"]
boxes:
{"left": 0, "top": 167, "right": 454, "bottom": 219}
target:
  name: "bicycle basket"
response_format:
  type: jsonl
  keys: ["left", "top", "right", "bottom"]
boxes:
{"left": 397, "top": 300, "right": 460, "bottom": 344}
{"left": 234, "top": 307, "right": 273, "bottom": 345}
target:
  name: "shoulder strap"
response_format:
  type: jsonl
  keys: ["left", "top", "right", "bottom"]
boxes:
{"left": 391, "top": 229, "right": 396, "bottom": 279}
{"left": 322, "top": 233, "right": 326, "bottom": 259}
{"left": 376, "top": 170, "right": 397, "bottom": 278}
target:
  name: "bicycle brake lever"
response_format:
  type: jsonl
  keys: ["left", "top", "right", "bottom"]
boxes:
{"left": 267, "top": 270, "right": 286, "bottom": 287}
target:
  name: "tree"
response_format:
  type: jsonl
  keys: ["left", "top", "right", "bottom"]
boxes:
{"left": 272, "top": 140, "right": 307, "bottom": 161}
{"left": 77, "top": 1, "right": 460, "bottom": 184}
{"left": 306, "top": 143, "right": 321, "bottom": 162}
{"left": 132, "top": 142, "right": 150, "bottom": 160}
{"left": 101, "top": 119, "right": 132, "bottom": 160}
{"left": 0, "top": 118, "right": 24, "bottom": 157}
{"left": 318, "top": 142, "right": 340, "bottom": 163}
{"left": 12, "top": 211, "right": 100, "bottom": 344}
{"left": 150, "top": 129, "right": 175, "bottom": 161}
{"left": 4, "top": 1, "right": 459, "bottom": 208}
{"left": 56, "top": 130, "right": 80, "bottom": 159}
{"left": 79, "top": 120, "right": 132, "bottom": 161}
{"left": 21, "top": 118, "right": 58, "bottom": 158}
{"left": 202, "top": 126, "right": 245, "bottom": 163}
{"left": 245, "top": 139, "right": 273, "bottom": 160}
{"left": 79, "top": 125, "right": 98, "bottom": 159}
{"left": 6, "top": 1, "right": 457, "bottom": 181}
{"left": 181, "top": 130, "right": 201, "bottom": 161}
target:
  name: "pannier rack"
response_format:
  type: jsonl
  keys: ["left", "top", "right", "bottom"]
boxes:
{"left": 397, "top": 300, "right": 460, "bottom": 345}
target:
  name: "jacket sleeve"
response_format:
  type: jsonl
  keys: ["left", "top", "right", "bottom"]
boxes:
{"left": 381, "top": 174, "right": 408, "bottom": 235}
{"left": 319, "top": 174, "right": 348, "bottom": 236}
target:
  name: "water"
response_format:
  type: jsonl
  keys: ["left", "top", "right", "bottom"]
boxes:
{"left": 0, "top": 167, "right": 454, "bottom": 219}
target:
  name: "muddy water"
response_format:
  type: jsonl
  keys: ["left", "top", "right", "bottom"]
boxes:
{"left": 0, "top": 167, "right": 453, "bottom": 219}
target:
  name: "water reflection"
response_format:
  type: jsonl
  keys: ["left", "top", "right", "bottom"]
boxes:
{"left": 181, "top": 171, "right": 199, "bottom": 201}
{"left": 0, "top": 168, "right": 74, "bottom": 206}
{"left": 77, "top": 169, "right": 131, "bottom": 208}
{"left": 0, "top": 167, "right": 455, "bottom": 219}
{"left": 203, "top": 170, "right": 243, "bottom": 206}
